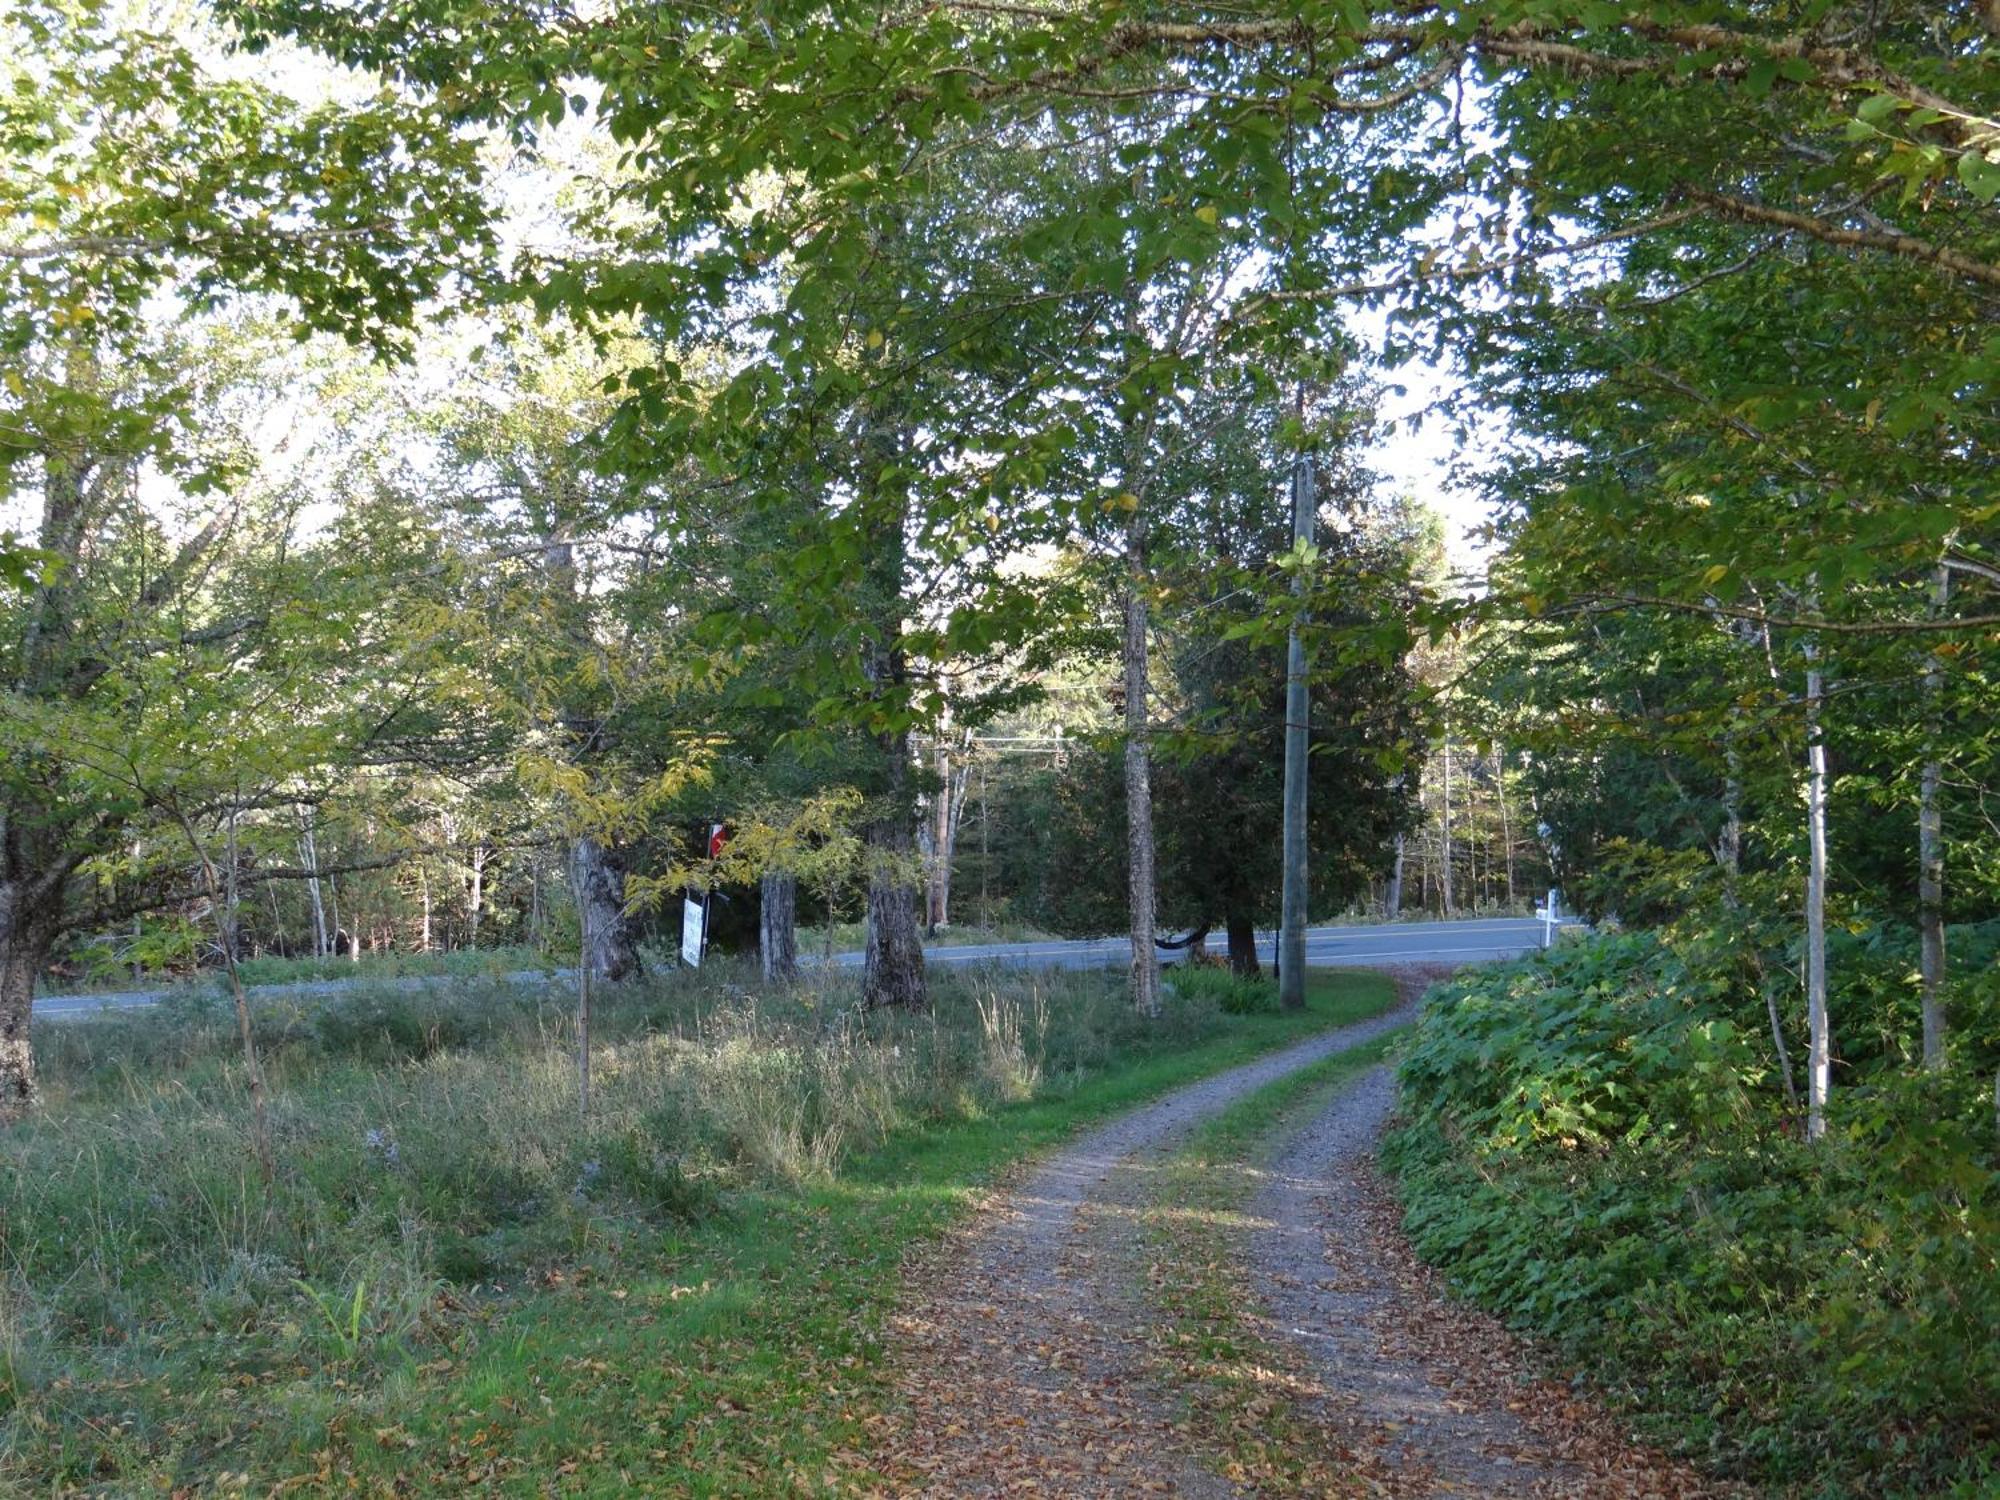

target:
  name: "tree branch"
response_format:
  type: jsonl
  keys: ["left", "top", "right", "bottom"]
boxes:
{"left": 1687, "top": 189, "right": 2000, "bottom": 290}
{"left": 1550, "top": 592, "right": 2000, "bottom": 636}
{"left": 0, "top": 220, "right": 399, "bottom": 265}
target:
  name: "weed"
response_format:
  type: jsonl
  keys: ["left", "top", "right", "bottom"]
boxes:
{"left": 294, "top": 1278, "right": 370, "bottom": 1364}
{"left": 1166, "top": 965, "right": 1280, "bottom": 1015}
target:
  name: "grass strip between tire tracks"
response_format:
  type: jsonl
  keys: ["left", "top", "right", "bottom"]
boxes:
{"left": 1142, "top": 1033, "right": 1406, "bottom": 1495}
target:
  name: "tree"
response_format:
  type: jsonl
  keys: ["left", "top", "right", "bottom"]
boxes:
{"left": 424, "top": 318, "right": 678, "bottom": 981}
{"left": 1469, "top": 209, "right": 1996, "bottom": 1124}
{"left": 1012, "top": 369, "right": 1422, "bottom": 968}
{"left": 0, "top": 0, "right": 490, "bottom": 1117}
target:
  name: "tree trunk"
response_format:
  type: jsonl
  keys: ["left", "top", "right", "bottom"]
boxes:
{"left": 1439, "top": 731, "right": 1456, "bottom": 917}
{"left": 1226, "top": 909, "right": 1260, "bottom": 977}
{"left": 0, "top": 881, "right": 55, "bottom": 1125}
{"left": 1920, "top": 564, "right": 1949, "bottom": 1069}
{"left": 1385, "top": 832, "right": 1405, "bottom": 917}
{"left": 265, "top": 878, "right": 285, "bottom": 960}
{"left": 570, "top": 835, "right": 639, "bottom": 983}
{"left": 916, "top": 783, "right": 938, "bottom": 931}
{"left": 468, "top": 842, "right": 486, "bottom": 947}
{"left": 530, "top": 857, "right": 543, "bottom": 952}
{"left": 1804, "top": 641, "right": 1832, "bottom": 1142}
{"left": 1719, "top": 767, "right": 1743, "bottom": 894}
{"left": 928, "top": 737, "right": 970, "bottom": 930}
{"left": 223, "top": 804, "right": 240, "bottom": 965}
{"left": 300, "top": 820, "right": 328, "bottom": 958}
{"left": 849, "top": 339, "right": 930, "bottom": 1010}
{"left": 576, "top": 898, "right": 592, "bottom": 1119}
{"left": 1469, "top": 778, "right": 1483, "bottom": 912}
{"left": 925, "top": 737, "right": 955, "bottom": 929}
{"left": 864, "top": 728, "right": 928, "bottom": 1009}
{"left": 761, "top": 871, "right": 799, "bottom": 984}
{"left": 1497, "top": 749, "right": 1517, "bottom": 908}
{"left": 978, "top": 759, "right": 990, "bottom": 921}
{"left": 1123, "top": 490, "right": 1161, "bottom": 1018}
{"left": 1277, "top": 449, "right": 1313, "bottom": 1011}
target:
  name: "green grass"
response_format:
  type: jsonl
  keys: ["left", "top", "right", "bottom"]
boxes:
{"left": 5, "top": 963, "right": 1395, "bottom": 1493}
{"left": 1141, "top": 1033, "right": 1404, "bottom": 1493}
{"left": 41, "top": 942, "right": 560, "bottom": 995}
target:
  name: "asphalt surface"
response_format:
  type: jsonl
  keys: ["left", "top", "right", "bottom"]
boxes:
{"left": 834, "top": 916, "right": 1561, "bottom": 973}
{"left": 34, "top": 915, "right": 1564, "bottom": 1022}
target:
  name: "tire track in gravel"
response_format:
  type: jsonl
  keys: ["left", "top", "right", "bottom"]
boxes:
{"left": 1248, "top": 1052, "right": 1736, "bottom": 1498}
{"left": 875, "top": 996, "right": 1420, "bottom": 1498}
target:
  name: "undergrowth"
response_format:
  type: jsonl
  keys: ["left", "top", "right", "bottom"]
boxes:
{"left": 1383, "top": 922, "right": 2000, "bottom": 1498}
{"left": 1164, "top": 965, "right": 1281, "bottom": 1015}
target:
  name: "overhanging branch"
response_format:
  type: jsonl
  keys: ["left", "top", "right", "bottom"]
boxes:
{"left": 1688, "top": 189, "right": 2000, "bottom": 291}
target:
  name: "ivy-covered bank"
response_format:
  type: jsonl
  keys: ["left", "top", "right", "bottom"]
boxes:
{"left": 1383, "top": 928, "right": 2000, "bottom": 1498}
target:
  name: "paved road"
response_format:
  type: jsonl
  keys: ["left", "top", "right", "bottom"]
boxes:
{"left": 34, "top": 916, "right": 1564, "bottom": 1022}
{"left": 829, "top": 916, "right": 1560, "bottom": 973}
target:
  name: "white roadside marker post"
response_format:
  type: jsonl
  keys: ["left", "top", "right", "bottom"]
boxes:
{"left": 1536, "top": 889, "right": 1560, "bottom": 950}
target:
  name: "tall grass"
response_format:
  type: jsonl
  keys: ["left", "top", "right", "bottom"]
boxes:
{"left": 42, "top": 942, "right": 560, "bottom": 996}
{"left": 4, "top": 960, "right": 1237, "bottom": 1472}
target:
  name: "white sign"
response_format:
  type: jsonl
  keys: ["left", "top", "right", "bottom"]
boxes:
{"left": 680, "top": 893, "right": 707, "bottom": 968}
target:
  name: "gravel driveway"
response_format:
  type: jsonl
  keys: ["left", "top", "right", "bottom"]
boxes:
{"left": 873, "top": 970, "right": 1728, "bottom": 1497}
{"left": 876, "top": 998, "right": 1419, "bottom": 1496}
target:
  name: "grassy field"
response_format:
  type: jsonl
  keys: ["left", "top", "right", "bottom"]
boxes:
{"left": 41, "top": 942, "right": 561, "bottom": 996}
{"left": 44, "top": 923, "right": 1058, "bottom": 997}
{"left": 6, "top": 960, "right": 1394, "bottom": 1493}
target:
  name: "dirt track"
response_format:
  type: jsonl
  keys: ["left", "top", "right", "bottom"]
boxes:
{"left": 877, "top": 997, "right": 1419, "bottom": 1496}
{"left": 874, "top": 971, "right": 1728, "bottom": 1497}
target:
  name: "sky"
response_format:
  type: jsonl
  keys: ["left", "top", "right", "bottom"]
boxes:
{"left": 1367, "top": 355, "right": 1497, "bottom": 575}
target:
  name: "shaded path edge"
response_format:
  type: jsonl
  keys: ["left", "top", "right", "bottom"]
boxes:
{"left": 1243, "top": 980, "right": 1744, "bottom": 1499}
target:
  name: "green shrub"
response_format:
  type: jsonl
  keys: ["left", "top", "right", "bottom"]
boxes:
{"left": 1166, "top": 964, "right": 1279, "bottom": 1015}
{"left": 589, "top": 1129, "right": 721, "bottom": 1222}
{"left": 1384, "top": 926, "right": 2000, "bottom": 1495}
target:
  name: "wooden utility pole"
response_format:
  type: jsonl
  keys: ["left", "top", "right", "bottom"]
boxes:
{"left": 1278, "top": 449, "right": 1314, "bottom": 1011}
{"left": 1122, "top": 471, "right": 1160, "bottom": 1018}
{"left": 1439, "top": 727, "right": 1456, "bottom": 916}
